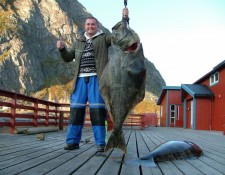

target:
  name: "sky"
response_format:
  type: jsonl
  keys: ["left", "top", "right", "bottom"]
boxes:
{"left": 79, "top": 0, "right": 225, "bottom": 86}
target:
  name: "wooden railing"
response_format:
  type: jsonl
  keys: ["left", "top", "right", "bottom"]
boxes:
{"left": 124, "top": 113, "right": 158, "bottom": 129}
{"left": 0, "top": 89, "right": 158, "bottom": 133}
{"left": 0, "top": 89, "right": 70, "bottom": 133}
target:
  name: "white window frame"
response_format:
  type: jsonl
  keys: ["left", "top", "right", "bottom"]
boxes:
{"left": 210, "top": 72, "right": 219, "bottom": 86}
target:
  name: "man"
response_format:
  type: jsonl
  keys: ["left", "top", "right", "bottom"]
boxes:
{"left": 57, "top": 8, "right": 129, "bottom": 152}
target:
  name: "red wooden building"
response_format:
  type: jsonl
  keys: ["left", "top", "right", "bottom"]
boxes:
{"left": 157, "top": 86, "right": 183, "bottom": 128}
{"left": 157, "top": 60, "right": 225, "bottom": 132}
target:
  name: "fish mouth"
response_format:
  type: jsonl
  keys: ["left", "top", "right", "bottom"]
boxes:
{"left": 124, "top": 42, "right": 139, "bottom": 52}
{"left": 185, "top": 141, "right": 203, "bottom": 157}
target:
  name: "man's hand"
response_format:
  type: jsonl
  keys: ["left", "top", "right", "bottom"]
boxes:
{"left": 122, "top": 8, "right": 129, "bottom": 19}
{"left": 56, "top": 39, "right": 65, "bottom": 49}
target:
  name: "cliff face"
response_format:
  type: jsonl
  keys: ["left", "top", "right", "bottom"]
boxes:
{"left": 0, "top": 0, "right": 165, "bottom": 102}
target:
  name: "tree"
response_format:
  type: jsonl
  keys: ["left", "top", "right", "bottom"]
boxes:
{"left": 0, "top": 11, "right": 13, "bottom": 35}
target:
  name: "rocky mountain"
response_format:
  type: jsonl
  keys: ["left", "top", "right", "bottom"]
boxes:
{"left": 0, "top": 0, "right": 165, "bottom": 102}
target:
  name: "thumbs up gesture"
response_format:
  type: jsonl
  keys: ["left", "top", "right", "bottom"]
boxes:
{"left": 56, "top": 39, "right": 65, "bottom": 49}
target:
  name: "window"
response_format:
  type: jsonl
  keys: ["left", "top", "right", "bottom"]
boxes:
{"left": 170, "top": 105, "right": 175, "bottom": 124}
{"left": 210, "top": 72, "right": 219, "bottom": 86}
{"left": 160, "top": 106, "right": 163, "bottom": 117}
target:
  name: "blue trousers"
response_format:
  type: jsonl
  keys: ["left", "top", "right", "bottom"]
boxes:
{"left": 66, "top": 76, "right": 107, "bottom": 146}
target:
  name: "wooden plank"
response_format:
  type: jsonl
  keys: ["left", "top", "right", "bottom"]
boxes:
{"left": 139, "top": 130, "right": 165, "bottom": 175}
{"left": 0, "top": 140, "right": 45, "bottom": 155}
{"left": 0, "top": 141, "right": 65, "bottom": 169}
{"left": 198, "top": 155, "right": 225, "bottom": 174}
{"left": 0, "top": 151, "right": 63, "bottom": 174}
{"left": 96, "top": 129, "right": 130, "bottom": 175}
{"left": 140, "top": 130, "right": 188, "bottom": 175}
{"left": 152, "top": 128, "right": 225, "bottom": 159}
{"left": 121, "top": 129, "right": 141, "bottom": 175}
{"left": 0, "top": 130, "right": 93, "bottom": 174}
{"left": 203, "top": 150, "right": 225, "bottom": 164}
{"left": 0, "top": 135, "right": 61, "bottom": 156}
{"left": 96, "top": 149, "right": 124, "bottom": 175}
{"left": 158, "top": 161, "right": 184, "bottom": 175}
{"left": 0, "top": 127, "right": 225, "bottom": 175}
{"left": 18, "top": 144, "right": 94, "bottom": 175}
{"left": 72, "top": 129, "right": 131, "bottom": 175}
{"left": 0, "top": 101, "right": 12, "bottom": 107}
{"left": 186, "top": 158, "right": 224, "bottom": 175}
{"left": 139, "top": 129, "right": 158, "bottom": 150}
{"left": 140, "top": 127, "right": 225, "bottom": 175}
{"left": 0, "top": 112, "right": 11, "bottom": 117}
{"left": 72, "top": 151, "right": 111, "bottom": 175}
{"left": 42, "top": 128, "right": 101, "bottom": 175}
{"left": 137, "top": 130, "right": 163, "bottom": 175}
{"left": 172, "top": 160, "right": 204, "bottom": 175}
{"left": 46, "top": 146, "right": 97, "bottom": 175}
{"left": 142, "top": 129, "right": 164, "bottom": 145}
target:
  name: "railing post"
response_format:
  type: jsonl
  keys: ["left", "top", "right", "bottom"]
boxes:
{"left": 33, "top": 100, "right": 38, "bottom": 127}
{"left": 10, "top": 94, "right": 16, "bottom": 134}
{"left": 55, "top": 106, "right": 58, "bottom": 126}
{"left": 140, "top": 115, "right": 145, "bottom": 129}
{"left": 223, "top": 124, "right": 225, "bottom": 135}
{"left": 59, "top": 111, "right": 64, "bottom": 130}
{"left": 45, "top": 103, "right": 49, "bottom": 126}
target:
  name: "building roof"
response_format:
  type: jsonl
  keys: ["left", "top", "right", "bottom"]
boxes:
{"left": 157, "top": 86, "right": 181, "bottom": 105}
{"left": 194, "top": 60, "right": 225, "bottom": 84}
{"left": 181, "top": 84, "right": 214, "bottom": 101}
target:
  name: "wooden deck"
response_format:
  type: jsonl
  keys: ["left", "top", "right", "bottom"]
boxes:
{"left": 0, "top": 126, "right": 225, "bottom": 175}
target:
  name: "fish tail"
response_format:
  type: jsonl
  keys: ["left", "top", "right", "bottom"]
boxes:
{"left": 104, "top": 130, "right": 127, "bottom": 153}
{"left": 124, "top": 157, "right": 157, "bottom": 167}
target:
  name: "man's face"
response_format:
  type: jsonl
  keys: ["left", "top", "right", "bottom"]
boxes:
{"left": 85, "top": 18, "right": 98, "bottom": 37}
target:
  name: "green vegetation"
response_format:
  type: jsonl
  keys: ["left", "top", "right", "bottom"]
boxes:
{"left": 32, "top": 80, "right": 73, "bottom": 102}
{"left": 0, "top": 0, "right": 18, "bottom": 61}
{"left": 133, "top": 91, "right": 159, "bottom": 114}
{"left": 0, "top": 50, "right": 10, "bottom": 62}
{"left": 0, "top": 0, "right": 17, "bottom": 36}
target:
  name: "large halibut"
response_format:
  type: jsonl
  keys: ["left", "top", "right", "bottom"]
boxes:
{"left": 100, "top": 21, "right": 146, "bottom": 153}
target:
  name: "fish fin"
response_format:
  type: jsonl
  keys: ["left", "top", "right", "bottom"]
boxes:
{"left": 104, "top": 130, "right": 127, "bottom": 154}
{"left": 124, "top": 157, "right": 157, "bottom": 167}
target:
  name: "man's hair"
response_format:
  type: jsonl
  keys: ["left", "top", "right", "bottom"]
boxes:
{"left": 85, "top": 16, "right": 99, "bottom": 26}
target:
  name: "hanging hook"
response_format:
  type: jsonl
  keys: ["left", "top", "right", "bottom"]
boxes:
{"left": 124, "top": 0, "right": 127, "bottom": 7}
{"left": 123, "top": 0, "right": 129, "bottom": 25}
